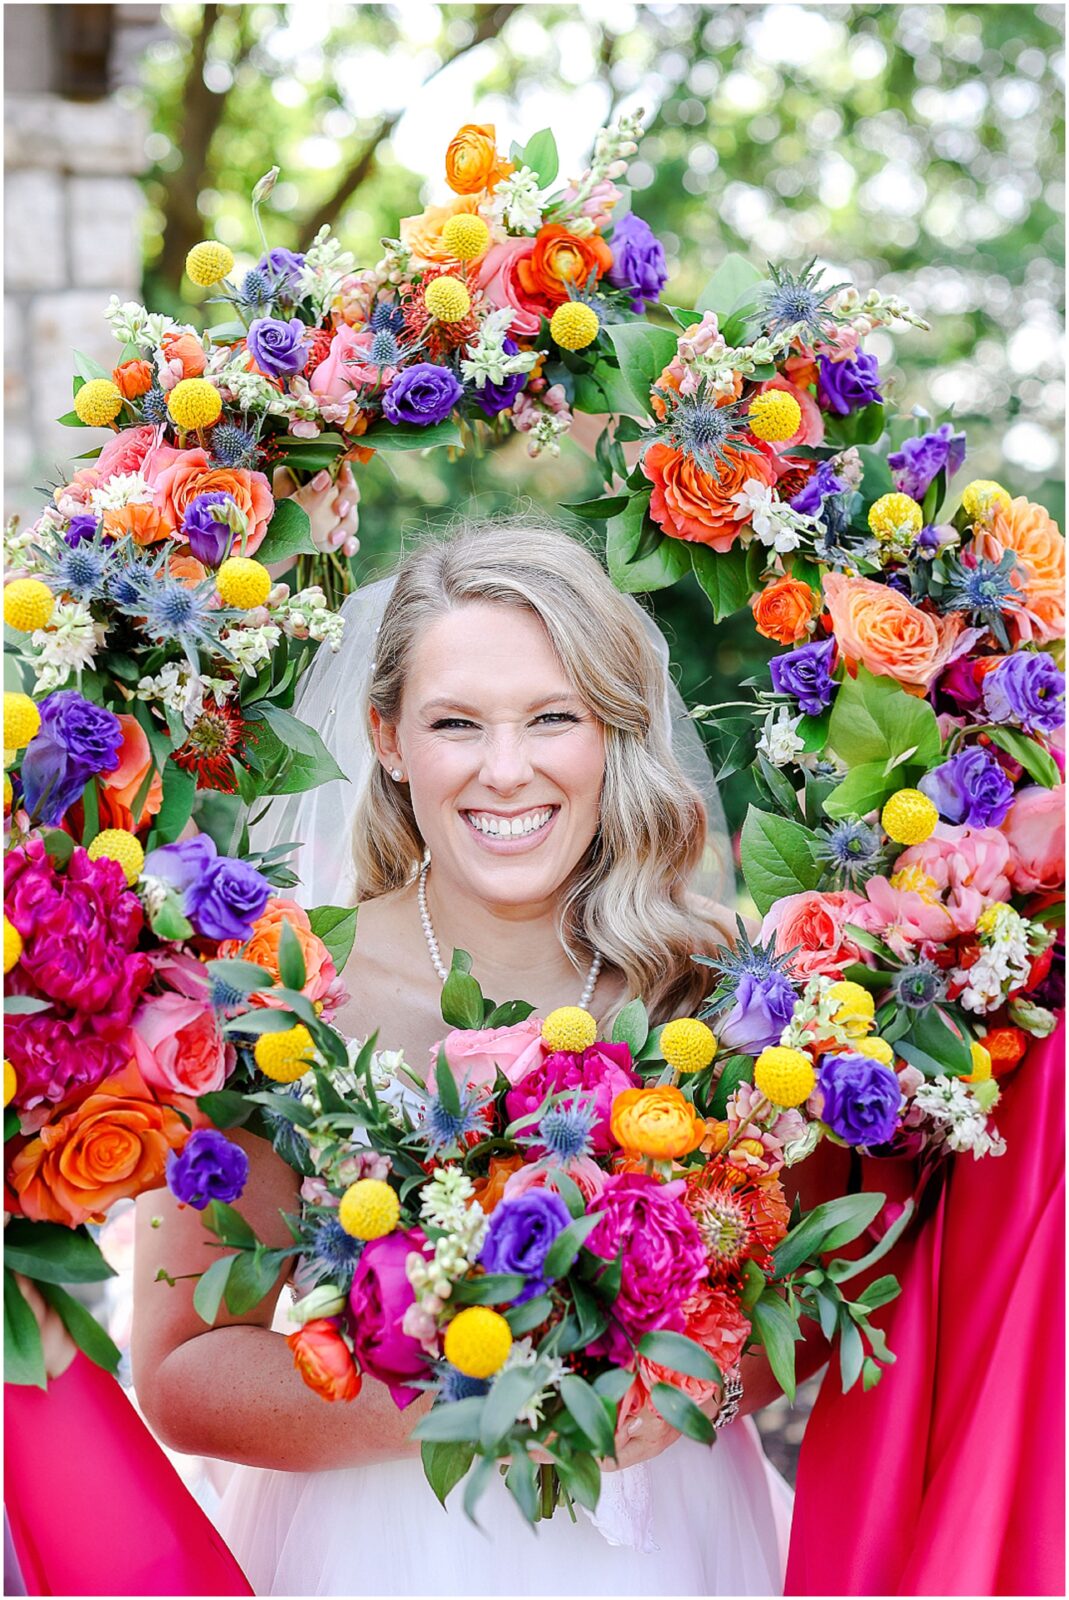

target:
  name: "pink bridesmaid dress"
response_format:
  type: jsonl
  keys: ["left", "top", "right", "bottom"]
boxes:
{"left": 787, "top": 1018, "right": 1065, "bottom": 1597}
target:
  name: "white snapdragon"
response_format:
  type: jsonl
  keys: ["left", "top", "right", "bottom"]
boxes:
{"left": 298, "top": 226, "right": 357, "bottom": 315}
{"left": 731, "top": 478, "right": 819, "bottom": 555}
{"left": 830, "top": 285, "right": 930, "bottom": 334}
{"left": 31, "top": 600, "right": 106, "bottom": 692}
{"left": 757, "top": 705, "right": 806, "bottom": 767}
{"left": 4, "top": 514, "right": 56, "bottom": 576}
{"left": 486, "top": 165, "right": 544, "bottom": 233}
{"left": 912, "top": 1077, "right": 1006, "bottom": 1160}
{"left": 459, "top": 308, "right": 539, "bottom": 389}
{"left": 223, "top": 622, "right": 282, "bottom": 674}
{"left": 270, "top": 585, "right": 346, "bottom": 651}
{"left": 952, "top": 904, "right": 1031, "bottom": 1013}
{"left": 104, "top": 296, "right": 182, "bottom": 347}
{"left": 404, "top": 1168, "right": 489, "bottom": 1346}
{"left": 90, "top": 473, "right": 154, "bottom": 513}
{"left": 218, "top": 362, "right": 280, "bottom": 412}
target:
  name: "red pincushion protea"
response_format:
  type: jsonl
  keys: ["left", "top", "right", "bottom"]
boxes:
{"left": 400, "top": 270, "right": 481, "bottom": 364}
{"left": 685, "top": 1169, "right": 791, "bottom": 1283}
{"left": 304, "top": 326, "right": 336, "bottom": 378}
{"left": 172, "top": 697, "right": 246, "bottom": 792}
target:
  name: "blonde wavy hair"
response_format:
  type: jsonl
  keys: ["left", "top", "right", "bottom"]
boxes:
{"left": 353, "top": 521, "right": 731, "bottom": 1023}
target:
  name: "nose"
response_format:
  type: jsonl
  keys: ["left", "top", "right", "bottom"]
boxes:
{"left": 477, "top": 726, "right": 536, "bottom": 795}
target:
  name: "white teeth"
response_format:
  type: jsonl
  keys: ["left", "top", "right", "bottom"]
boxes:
{"left": 467, "top": 807, "right": 553, "bottom": 838}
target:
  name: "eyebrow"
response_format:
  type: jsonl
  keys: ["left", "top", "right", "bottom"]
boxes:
{"left": 420, "top": 693, "right": 585, "bottom": 716}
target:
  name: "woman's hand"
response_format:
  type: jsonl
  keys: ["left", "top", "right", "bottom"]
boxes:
{"left": 603, "top": 1382, "right": 724, "bottom": 1473}
{"left": 272, "top": 460, "right": 359, "bottom": 559}
{"left": 15, "top": 1272, "right": 78, "bottom": 1380}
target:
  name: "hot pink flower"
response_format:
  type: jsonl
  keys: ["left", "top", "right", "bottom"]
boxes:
{"left": 131, "top": 990, "right": 232, "bottom": 1099}
{"left": 348, "top": 1229, "right": 430, "bottom": 1409}
{"left": 505, "top": 1041, "right": 641, "bottom": 1155}
{"left": 896, "top": 824, "right": 1013, "bottom": 935}
{"left": 429, "top": 1017, "right": 545, "bottom": 1092}
{"left": 586, "top": 1174, "right": 707, "bottom": 1364}
{"left": 760, "top": 890, "right": 871, "bottom": 981}
{"left": 999, "top": 784, "right": 1066, "bottom": 894}
{"left": 476, "top": 237, "right": 547, "bottom": 338}
{"left": 757, "top": 374, "right": 825, "bottom": 452}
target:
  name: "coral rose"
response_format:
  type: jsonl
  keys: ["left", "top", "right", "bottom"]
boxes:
{"left": 642, "top": 440, "right": 776, "bottom": 551}
{"left": 151, "top": 448, "right": 274, "bottom": 556}
{"left": 286, "top": 1318, "right": 361, "bottom": 1402}
{"left": 999, "top": 784, "right": 1066, "bottom": 894}
{"left": 8, "top": 1059, "right": 192, "bottom": 1227}
{"left": 131, "top": 987, "right": 232, "bottom": 1099}
{"left": 444, "top": 123, "right": 512, "bottom": 194}
{"left": 751, "top": 577, "right": 818, "bottom": 644}
{"left": 98, "top": 714, "right": 163, "bottom": 830}
{"left": 216, "top": 896, "right": 347, "bottom": 1020}
{"left": 823, "top": 571, "right": 967, "bottom": 690}
{"left": 102, "top": 502, "right": 175, "bottom": 544}
{"left": 400, "top": 196, "right": 482, "bottom": 268}
{"left": 93, "top": 423, "right": 157, "bottom": 485}
{"left": 112, "top": 359, "right": 154, "bottom": 399}
{"left": 761, "top": 889, "right": 871, "bottom": 981}
{"left": 502, "top": 1154, "right": 606, "bottom": 1206}
{"left": 517, "top": 225, "right": 613, "bottom": 307}
{"left": 160, "top": 330, "right": 207, "bottom": 378}
{"left": 978, "top": 497, "right": 1066, "bottom": 645}
{"left": 681, "top": 1284, "right": 752, "bottom": 1372}
{"left": 476, "top": 237, "right": 547, "bottom": 339}
{"left": 610, "top": 1086, "right": 705, "bottom": 1160}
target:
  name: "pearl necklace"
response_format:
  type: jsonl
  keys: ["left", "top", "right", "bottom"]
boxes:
{"left": 417, "top": 854, "right": 604, "bottom": 1010}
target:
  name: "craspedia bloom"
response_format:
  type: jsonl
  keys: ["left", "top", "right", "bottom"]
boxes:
{"left": 3, "top": 1060, "right": 16, "bottom": 1108}
{"left": 881, "top": 788, "right": 939, "bottom": 846}
{"left": 4, "top": 915, "right": 22, "bottom": 974}
{"left": 861, "top": 1037, "right": 896, "bottom": 1067}
{"left": 167, "top": 378, "right": 223, "bottom": 432}
{"left": 87, "top": 828, "right": 145, "bottom": 886}
{"left": 868, "top": 492, "right": 923, "bottom": 544}
{"left": 541, "top": 1006, "right": 598, "bottom": 1053}
{"left": 961, "top": 479, "right": 1012, "bottom": 521}
{"left": 4, "top": 579, "right": 54, "bottom": 632}
{"left": 186, "top": 240, "right": 235, "bottom": 287}
{"left": 424, "top": 275, "right": 471, "bottom": 323}
{"left": 74, "top": 378, "right": 124, "bottom": 427}
{"left": 748, "top": 389, "right": 802, "bottom": 443}
{"left": 754, "top": 1046, "right": 816, "bottom": 1108}
{"left": 549, "top": 301, "right": 601, "bottom": 351}
{"left": 441, "top": 213, "right": 490, "bottom": 261}
{"left": 964, "top": 1040, "right": 993, "bottom": 1083}
{"left": 661, "top": 1017, "right": 717, "bottom": 1074}
{"left": 4, "top": 693, "right": 41, "bottom": 750}
{"left": 216, "top": 556, "right": 271, "bottom": 609}
{"left": 338, "top": 1178, "right": 401, "bottom": 1240}
{"left": 826, "top": 980, "right": 875, "bottom": 1038}
{"left": 443, "top": 1307, "right": 513, "bottom": 1380}
{"left": 254, "top": 1023, "right": 316, "bottom": 1082}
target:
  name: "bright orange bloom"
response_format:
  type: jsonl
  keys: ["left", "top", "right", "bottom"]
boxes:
{"left": 444, "top": 124, "right": 512, "bottom": 195}
{"left": 112, "top": 359, "right": 155, "bottom": 399}
{"left": 286, "top": 1318, "right": 361, "bottom": 1402}
{"left": 610, "top": 1086, "right": 705, "bottom": 1161}
{"left": 517, "top": 225, "right": 613, "bottom": 307}
{"left": 750, "top": 577, "right": 818, "bottom": 644}
{"left": 643, "top": 440, "right": 775, "bottom": 552}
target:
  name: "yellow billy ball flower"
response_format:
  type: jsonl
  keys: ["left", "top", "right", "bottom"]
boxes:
{"left": 4, "top": 579, "right": 54, "bottom": 633}
{"left": 5, "top": 915, "right": 24, "bottom": 973}
{"left": 87, "top": 828, "right": 145, "bottom": 886}
{"left": 748, "top": 389, "right": 802, "bottom": 442}
{"left": 424, "top": 275, "right": 471, "bottom": 323}
{"left": 549, "top": 301, "right": 601, "bottom": 351}
{"left": 541, "top": 1006, "right": 598, "bottom": 1053}
{"left": 216, "top": 556, "right": 272, "bottom": 609}
{"left": 881, "top": 788, "right": 939, "bottom": 846}
{"left": 4, "top": 693, "right": 41, "bottom": 750}
{"left": 338, "top": 1178, "right": 401, "bottom": 1241}
{"left": 861, "top": 1037, "right": 896, "bottom": 1067}
{"left": 443, "top": 1307, "right": 513, "bottom": 1380}
{"left": 961, "top": 479, "right": 1011, "bottom": 521}
{"left": 826, "top": 980, "right": 875, "bottom": 1038}
{"left": 3, "top": 1059, "right": 16, "bottom": 1108}
{"left": 441, "top": 213, "right": 491, "bottom": 261}
{"left": 661, "top": 1017, "right": 717, "bottom": 1074}
{"left": 186, "top": 240, "right": 236, "bottom": 287}
{"left": 964, "top": 1040, "right": 993, "bottom": 1083}
{"left": 254, "top": 1024, "right": 316, "bottom": 1082}
{"left": 754, "top": 1046, "right": 816, "bottom": 1109}
{"left": 74, "top": 378, "right": 124, "bottom": 427}
{"left": 868, "top": 492, "right": 923, "bottom": 544}
{"left": 167, "top": 378, "right": 223, "bottom": 432}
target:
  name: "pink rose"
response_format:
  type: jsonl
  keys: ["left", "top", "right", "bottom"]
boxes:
{"left": 476, "top": 238, "right": 547, "bottom": 339}
{"left": 896, "top": 824, "right": 1013, "bottom": 934}
{"left": 503, "top": 1154, "right": 606, "bottom": 1205}
{"left": 855, "top": 876, "right": 956, "bottom": 961}
{"left": 309, "top": 325, "right": 397, "bottom": 402}
{"left": 429, "top": 1017, "right": 545, "bottom": 1092}
{"left": 348, "top": 1230, "right": 430, "bottom": 1408}
{"left": 999, "top": 784, "right": 1066, "bottom": 894}
{"left": 760, "top": 890, "right": 871, "bottom": 981}
{"left": 94, "top": 424, "right": 159, "bottom": 484}
{"left": 131, "top": 991, "right": 232, "bottom": 1099}
{"left": 757, "top": 374, "right": 825, "bottom": 452}
{"left": 504, "top": 1041, "right": 641, "bottom": 1155}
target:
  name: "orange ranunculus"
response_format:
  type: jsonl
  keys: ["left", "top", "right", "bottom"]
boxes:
{"left": 151, "top": 448, "right": 274, "bottom": 557}
{"left": 216, "top": 897, "right": 339, "bottom": 1010}
{"left": 7, "top": 1060, "right": 192, "bottom": 1227}
{"left": 610, "top": 1086, "right": 705, "bottom": 1161}
{"left": 823, "top": 571, "right": 966, "bottom": 690}
{"left": 112, "top": 358, "right": 154, "bottom": 399}
{"left": 160, "top": 330, "right": 207, "bottom": 378}
{"left": 517, "top": 225, "right": 613, "bottom": 307}
{"left": 286, "top": 1318, "right": 362, "bottom": 1402}
{"left": 102, "top": 502, "right": 175, "bottom": 545}
{"left": 400, "top": 195, "right": 482, "bottom": 267}
{"left": 471, "top": 1154, "right": 527, "bottom": 1214}
{"left": 444, "top": 123, "right": 512, "bottom": 195}
{"left": 976, "top": 1025, "right": 1028, "bottom": 1078}
{"left": 99, "top": 714, "right": 163, "bottom": 831}
{"left": 750, "top": 577, "right": 819, "bottom": 645}
{"left": 642, "top": 439, "right": 776, "bottom": 552}
{"left": 978, "top": 496, "right": 1066, "bottom": 644}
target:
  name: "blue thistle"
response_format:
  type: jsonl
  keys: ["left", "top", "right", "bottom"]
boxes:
{"left": 438, "top": 1363, "right": 490, "bottom": 1403}
{"left": 259, "top": 1088, "right": 315, "bottom": 1174}
{"left": 893, "top": 961, "right": 946, "bottom": 1010}
{"left": 536, "top": 1095, "right": 599, "bottom": 1163}
{"left": 370, "top": 302, "right": 405, "bottom": 334}
{"left": 815, "top": 820, "right": 886, "bottom": 890}
{"left": 650, "top": 392, "right": 757, "bottom": 477}
{"left": 366, "top": 328, "right": 402, "bottom": 367}
{"left": 38, "top": 533, "right": 111, "bottom": 603}
{"left": 240, "top": 268, "right": 275, "bottom": 308}
{"left": 420, "top": 1088, "right": 483, "bottom": 1153}
{"left": 120, "top": 560, "right": 223, "bottom": 668}
{"left": 309, "top": 1215, "right": 362, "bottom": 1290}
{"left": 141, "top": 386, "right": 170, "bottom": 425}
{"left": 107, "top": 563, "right": 148, "bottom": 607}
{"left": 759, "top": 259, "right": 848, "bottom": 341}
{"left": 941, "top": 552, "right": 1023, "bottom": 649}
{"left": 210, "top": 422, "right": 261, "bottom": 470}
{"left": 695, "top": 917, "right": 796, "bottom": 985}
{"left": 209, "top": 975, "right": 247, "bottom": 1012}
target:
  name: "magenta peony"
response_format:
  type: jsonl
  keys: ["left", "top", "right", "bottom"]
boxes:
{"left": 504, "top": 1041, "right": 641, "bottom": 1155}
{"left": 347, "top": 1229, "right": 430, "bottom": 1408}
{"left": 586, "top": 1173, "right": 708, "bottom": 1362}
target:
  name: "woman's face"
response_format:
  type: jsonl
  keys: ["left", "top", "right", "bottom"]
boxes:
{"left": 374, "top": 602, "right": 606, "bottom": 914}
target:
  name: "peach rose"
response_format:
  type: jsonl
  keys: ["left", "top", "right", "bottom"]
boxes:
{"left": 760, "top": 890, "right": 871, "bottom": 981}
{"left": 609, "top": 1086, "right": 706, "bottom": 1160}
{"left": 517, "top": 225, "right": 613, "bottom": 307}
{"left": 400, "top": 195, "right": 482, "bottom": 267}
{"left": 502, "top": 1154, "right": 606, "bottom": 1206}
{"left": 977, "top": 497, "right": 1066, "bottom": 645}
{"left": 131, "top": 989, "right": 232, "bottom": 1099}
{"left": 151, "top": 448, "right": 274, "bottom": 556}
{"left": 216, "top": 897, "right": 347, "bottom": 1019}
{"left": 98, "top": 714, "right": 163, "bottom": 830}
{"left": 681, "top": 1284, "right": 752, "bottom": 1372}
{"left": 160, "top": 330, "right": 207, "bottom": 378}
{"left": 428, "top": 1017, "right": 546, "bottom": 1092}
{"left": 7, "top": 1059, "right": 192, "bottom": 1227}
{"left": 750, "top": 577, "right": 818, "bottom": 644}
{"left": 102, "top": 502, "right": 175, "bottom": 545}
{"left": 476, "top": 237, "right": 547, "bottom": 339}
{"left": 999, "top": 784, "right": 1066, "bottom": 894}
{"left": 112, "top": 359, "right": 154, "bottom": 399}
{"left": 445, "top": 123, "right": 512, "bottom": 195}
{"left": 286, "top": 1318, "right": 361, "bottom": 1402}
{"left": 823, "top": 571, "right": 967, "bottom": 690}
{"left": 94, "top": 423, "right": 158, "bottom": 485}
{"left": 643, "top": 440, "right": 776, "bottom": 551}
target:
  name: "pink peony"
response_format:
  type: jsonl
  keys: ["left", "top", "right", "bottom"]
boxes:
{"left": 896, "top": 824, "right": 1013, "bottom": 934}
{"left": 131, "top": 990, "right": 232, "bottom": 1099}
{"left": 586, "top": 1174, "right": 707, "bottom": 1363}
{"left": 504, "top": 1041, "right": 641, "bottom": 1155}
{"left": 855, "top": 875, "right": 956, "bottom": 961}
{"left": 757, "top": 374, "right": 825, "bottom": 452}
{"left": 475, "top": 238, "right": 547, "bottom": 339}
{"left": 347, "top": 1230, "right": 430, "bottom": 1408}
{"left": 503, "top": 1154, "right": 606, "bottom": 1205}
{"left": 94, "top": 423, "right": 159, "bottom": 484}
{"left": 760, "top": 889, "right": 871, "bottom": 981}
{"left": 999, "top": 784, "right": 1066, "bottom": 894}
{"left": 309, "top": 325, "right": 397, "bottom": 401}
{"left": 429, "top": 1017, "right": 545, "bottom": 1093}
{"left": 6, "top": 1018, "right": 128, "bottom": 1127}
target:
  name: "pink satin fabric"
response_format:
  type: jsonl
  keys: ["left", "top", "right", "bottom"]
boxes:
{"left": 787, "top": 1018, "right": 1066, "bottom": 1597}
{"left": 4, "top": 1352, "right": 252, "bottom": 1596}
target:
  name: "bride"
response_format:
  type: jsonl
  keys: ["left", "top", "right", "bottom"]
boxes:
{"left": 132, "top": 521, "right": 827, "bottom": 1597}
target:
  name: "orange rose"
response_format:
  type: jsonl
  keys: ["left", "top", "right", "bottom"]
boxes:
{"left": 167, "top": 553, "right": 208, "bottom": 587}
{"left": 444, "top": 123, "right": 512, "bottom": 195}
{"left": 151, "top": 448, "right": 274, "bottom": 556}
{"left": 400, "top": 196, "right": 482, "bottom": 267}
{"left": 750, "top": 577, "right": 818, "bottom": 644}
{"left": 978, "top": 496, "right": 1065, "bottom": 644}
{"left": 216, "top": 897, "right": 340, "bottom": 1011}
{"left": 160, "top": 330, "right": 207, "bottom": 378}
{"left": 517, "top": 225, "right": 613, "bottom": 307}
{"left": 112, "top": 359, "right": 154, "bottom": 399}
{"left": 102, "top": 502, "right": 175, "bottom": 545}
{"left": 286, "top": 1318, "right": 361, "bottom": 1402}
{"left": 642, "top": 440, "right": 776, "bottom": 552}
{"left": 7, "top": 1060, "right": 191, "bottom": 1227}
{"left": 471, "top": 1154, "right": 526, "bottom": 1213}
{"left": 610, "top": 1086, "right": 705, "bottom": 1161}
{"left": 823, "top": 571, "right": 966, "bottom": 690}
{"left": 99, "top": 714, "right": 163, "bottom": 831}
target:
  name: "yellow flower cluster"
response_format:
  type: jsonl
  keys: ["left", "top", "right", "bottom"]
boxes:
{"left": 186, "top": 241, "right": 235, "bottom": 287}
{"left": 4, "top": 1060, "right": 16, "bottom": 1108}
{"left": 4, "top": 692, "right": 41, "bottom": 750}
{"left": 868, "top": 492, "right": 923, "bottom": 544}
{"left": 660, "top": 1017, "right": 717, "bottom": 1074}
{"left": 87, "top": 829, "right": 145, "bottom": 886}
{"left": 541, "top": 1006, "right": 597, "bottom": 1053}
{"left": 167, "top": 378, "right": 223, "bottom": 432}
{"left": 74, "top": 378, "right": 124, "bottom": 427}
{"left": 748, "top": 390, "right": 802, "bottom": 442}
{"left": 424, "top": 275, "right": 471, "bottom": 323}
{"left": 881, "top": 787, "right": 939, "bottom": 846}
{"left": 3, "top": 579, "right": 54, "bottom": 633}
{"left": 4, "top": 915, "right": 22, "bottom": 974}
{"left": 825, "top": 980, "right": 875, "bottom": 1039}
{"left": 216, "top": 557, "right": 271, "bottom": 610}
{"left": 753, "top": 1046, "right": 815, "bottom": 1108}
{"left": 961, "top": 480, "right": 1011, "bottom": 521}
{"left": 254, "top": 1024, "right": 316, "bottom": 1082}
{"left": 440, "top": 214, "right": 490, "bottom": 261}
{"left": 443, "top": 1307, "right": 513, "bottom": 1379}
{"left": 549, "top": 301, "right": 600, "bottom": 351}
{"left": 338, "top": 1179, "right": 400, "bottom": 1240}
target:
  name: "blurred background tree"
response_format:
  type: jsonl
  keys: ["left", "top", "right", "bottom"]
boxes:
{"left": 92, "top": 2, "right": 1069, "bottom": 829}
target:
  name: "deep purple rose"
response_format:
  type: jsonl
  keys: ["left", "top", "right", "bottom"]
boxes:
{"left": 817, "top": 1052, "right": 901, "bottom": 1146}
{"left": 606, "top": 213, "right": 668, "bottom": 313}
{"left": 166, "top": 1128, "right": 249, "bottom": 1210}
{"left": 142, "top": 836, "right": 271, "bottom": 941}
{"left": 919, "top": 746, "right": 1016, "bottom": 829}
{"left": 471, "top": 338, "right": 527, "bottom": 417}
{"left": 381, "top": 362, "right": 463, "bottom": 427}
{"left": 982, "top": 653, "right": 1065, "bottom": 735}
{"left": 20, "top": 692, "right": 123, "bottom": 825}
{"left": 65, "top": 513, "right": 99, "bottom": 547}
{"left": 887, "top": 422, "right": 967, "bottom": 502}
{"left": 182, "top": 491, "right": 237, "bottom": 567}
{"left": 715, "top": 970, "right": 799, "bottom": 1055}
{"left": 586, "top": 1174, "right": 706, "bottom": 1363}
{"left": 817, "top": 351, "right": 883, "bottom": 416}
{"left": 769, "top": 637, "right": 838, "bottom": 716}
{"left": 479, "top": 1189, "right": 572, "bottom": 1302}
{"left": 348, "top": 1229, "right": 429, "bottom": 1408}
{"left": 505, "top": 1041, "right": 640, "bottom": 1155}
{"left": 247, "top": 316, "right": 308, "bottom": 378}
{"left": 789, "top": 460, "right": 845, "bottom": 516}
{"left": 257, "top": 248, "right": 306, "bottom": 294}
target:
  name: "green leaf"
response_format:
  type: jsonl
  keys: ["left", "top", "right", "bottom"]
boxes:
{"left": 649, "top": 1380, "right": 716, "bottom": 1443}
{"left": 483, "top": 1000, "right": 537, "bottom": 1028}
{"left": 4, "top": 1269, "right": 47, "bottom": 1388}
{"left": 519, "top": 127, "right": 559, "bottom": 187}
{"left": 57, "top": 408, "right": 89, "bottom": 427}
{"left": 855, "top": 1273, "right": 901, "bottom": 1311}
{"left": 552, "top": 1449, "right": 602, "bottom": 1511}
{"left": 196, "top": 1089, "right": 254, "bottom": 1129}
{"left": 204, "top": 1200, "right": 257, "bottom": 1249}
{"left": 421, "top": 1440, "right": 476, "bottom": 1508}
{"left": 610, "top": 998, "right": 649, "bottom": 1055}
{"left": 896, "top": 1006, "right": 972, "bottom": 1079}
{"left": 361, "top": 419, "right": 462, "bottom": 451}
{"left": 39, "top": 1282, "right": 120, "bottom": 1374}
{"left": 413, "top": 1395, "right": 488, "bottom": 1443}
{"left": 563, "top": 494, "right": 631, "bottom": 523}
{"left": 505, "top": 1450, "right": 540, "bottom": 1523}
{"left": 740, "top": 806, "right": 821, "bottom": 916}
{"left": 73, "top": 348, "right": 111, "bottom": 383}
{"left": 708, "top": 1054, "right": 754, "bottom": 1119}
{"left": 451, "top": 1272, "right": 527, "bottom": 1306}
{"left": 224, "top": 1248, "right": 283, "bottom": 1315}
{"left": 480, "top": 1364, "right": 548, "bottom": 1451}
{"left": 206, "top": 957, "right": 277, "bottom": 993}
{"left": 749, "top": 1288, "right": 801, "bottom": 1402}
{"left": 505, "top": 1293, "right": 555, "bottom": 1335}
{"left": 225, "top": 1006, "right": 302, "bottom": 1036}
{"left": 822, "top": 760, "right": 897, "bottom": 821}
{"left": 545, "top": 1168, "right": 586, "bottom": 1219}
{"left": 772, "top": 1192, "right": 886, "bottom": 1277}
{"left": 42, "top": 829, "right": 75, "bottom": 867}
{"left": 838, "top": 1316, "right": 865, "bottom": 1393}
{"left": 433, "top": 1045, "right": 461, "bottom": 1117}
{"left": 542, "top": 1212, "right": 604, "bottom": 1280}
{"left": 462, "top": 1453, "right": 497, "bottom": 1526}
{"left": 638, "top": 1330, "right": 722, "bottom": 1385}
{"left": 827, "top": 666, "right": 942, "bottom": 772}
{"left": 694, "top": 254, "right": 764, "bottom": 318}
{"left": 592, "top": 1367, "right": 634, "bottom": 1403}
{"left": 254, "top": 498, "right": 314, "bottom": 564}
{"left": 151, "top": 763, "right": 196, "bottom": 846}
{"left": 559, "top": 1373, "right": 617, "bottom": 1456}
{"left": 440, "top": 950, "right": 485, "bottom": 1031}
{"left": 307, "top": 905, "right": 358, "bottom": 972}
{"left": 277, "top": 917, "right": 308, "bottom": 991}
{"left": 3, "top": 995, "right": 52, "bottom": 1015}
{"left": 689, "top": 544, "right": 752, "bottom": 621}
{"left": 605, "top": 496, "right": 691, "bottom": 594}
{"left": 986, "top": 727, "right": 1060, "bottom": 788}
{"left": 606, "top": 323, "right": 680, "bottom": 412}
{"left": 2, "top": 1220, "right": 117, "bottom": 1284}
{"left": 207, "top": 319, "right": 248, "bottom": 344}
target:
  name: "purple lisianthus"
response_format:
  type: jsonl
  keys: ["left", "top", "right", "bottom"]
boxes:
{"left": 382, "top": 362, "right": 463, "bottom": 427}
{"left": 919, "top": 745, "right": 1015, "bottom": 829}
{"left": 606, "top": 213, "right": 668, "bottom": 313}
{"left": 142, "top": 835, "right": 271, "bottom": 941}
{"left": 715, "top": 970, "right": 798, "bottom": 1055}
{"left": 769, "top": 637, "right": 838, "bottom": 716}
{"left": 817, "top": 1052, "right": 901, "bottom": 1146}
{"left": 257, "top": 247, "right": 306, "bottom": 294}
{"left": 479, "top": 1189, "right": 572, "bottom": 1302}
{"left": 247, "top": 316, "right": 308, "bottom": 378}
{"left": 166, "top": 1128, "right": 249, "bottom": 1210}
{"left": 982, "top": 653, "right": 1065, "bottom": 735}
{"left": 789, "top": 460, "right": 845, "bottom": 517}
{"left": 817, "top": 351, "right": 883, "bottom": 417}
{"left": 20, "top": 692, "right": 123, "bottom": 825}
{"left": 471, "top": 338, "right": 527, "bottom": 418}
{"left": 887, "top": 422, "right": 967, "bottom": 502}
{"left": 182, "top": 491, "right": 237, "bottom": 567}
{"left": 64, "top": 513, "right": 99, "bottom": 547}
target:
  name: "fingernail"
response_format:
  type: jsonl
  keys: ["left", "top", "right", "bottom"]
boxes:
{"left": 337, "top": 499, "right": 351, "bottom": 517}
{"left": 312, "top": 470, "right": 330, "bottom": 491}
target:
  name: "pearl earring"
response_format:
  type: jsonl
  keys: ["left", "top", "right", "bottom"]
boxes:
{"left": 390, "top": 768, "right": 403, "bottom": 781}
